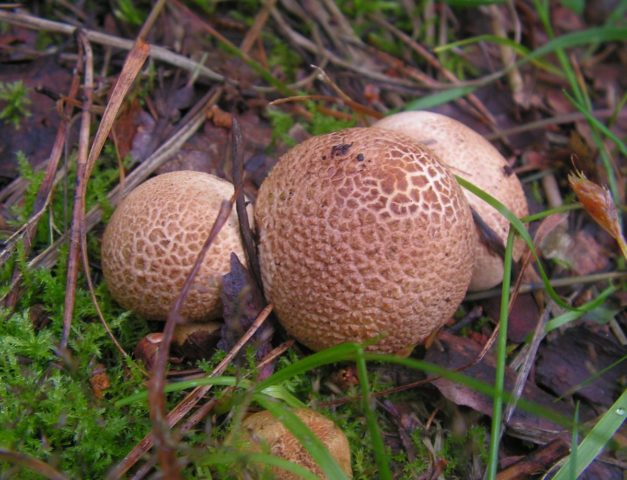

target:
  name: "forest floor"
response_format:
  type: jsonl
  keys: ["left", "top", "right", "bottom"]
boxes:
{"left": 0, "top": 1, "right": 625, "bottom": 479}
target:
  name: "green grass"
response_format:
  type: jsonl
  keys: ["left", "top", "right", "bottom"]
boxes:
{"left": 552, "top": 391, "right": 627, "bottom": 480}
{"left": 1, "top": 2, "right": 624, "bottom": 478}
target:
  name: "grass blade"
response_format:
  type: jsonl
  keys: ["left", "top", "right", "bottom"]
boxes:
{"left": 435, "top": 26, "right": 627, "bottom": 78}
{"left": 355, "top": 346, "right": 392, "bottom": 480}
{"left": 199, "top": 451, "right": 320, "bottom": 480}
{"left": 254, "top": 394, "right": 350, "bottom": 480}
{"left": 256, "top": 343, "right": 359, "bottom": 391}
{"left": 403, "top": 86, "right": 478, "bottom": 111}
{"left": 544, "top": 285, "right": 618, "bottom": 333}
{"left": 564, "top": 92, "right": 627, "bottom": 156}
{"left": 486, "top": 231, "right": 515, "bottom": 480}
{"left": 521, "top": 204, "right": 581, "bottom": 223}
{"left": 551, "top": 390, "right": 627, "bottom": 480}
{"left": 434, "top": 34, "right": 560, "bottom": 74}
{"left": 116, "top": 376, "right": 305, "bottom": 408}
{"left": 455, "top": 175, "right": 576, "bottom": 311}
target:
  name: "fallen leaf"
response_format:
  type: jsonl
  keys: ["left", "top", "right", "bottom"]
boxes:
{"left": 111, "top": 99, "right": 143, "bottom": 161}
{"left": 426, "top": 331, "right": 573, "bottom": 444}
{"left": 568, "top": 229, "right": 611, "bottom": 275}
{"left": 483, "top": 294, "right": 540, "bottom": 344}
{"left": 0, "top": 56, "right": 72, "bottom": 178}
{"left": 496, "top": 438, "right": 569, "bottom": 480}
{"left": 218, "top": 253, "right": 274, "bottom": 376}
{"left": 536, "top": 325, "right": 626, "bottom": 407}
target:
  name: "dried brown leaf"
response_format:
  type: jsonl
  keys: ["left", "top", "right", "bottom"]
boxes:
{"left": 568, "top": 170, "right": 627, "bottom": 258}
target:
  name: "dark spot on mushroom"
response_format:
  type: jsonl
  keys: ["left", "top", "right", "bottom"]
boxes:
{"left": 356, "top": 153, "right": 365, "bottom": 162}
{"left": 331, "top": 143, "right": 353, "bottom": 157}
{"left": 503, "top": 164, "right": 514, "bottom": 176}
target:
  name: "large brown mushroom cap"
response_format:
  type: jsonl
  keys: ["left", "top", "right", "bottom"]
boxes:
{"left": 238, "top": 408, "right": 352, "bottom": 479}
{"left": 255, "top": 128, "right": 474, "bottom": 354}
{"left": 101, "top": 171, "right": 245, "bottom": 321}
{"left": 374, "top": 111, "right": 529, "bottom": 290}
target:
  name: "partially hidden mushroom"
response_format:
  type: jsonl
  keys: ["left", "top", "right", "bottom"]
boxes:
{"left": 236, "top": 408, "right": 352, "bottom": 480}
{"left": 373, "top": 111, "right": 529, "bottom": 290}
{"left": 172, "top": 322, "right": 222, "bottom": 359}
{"left": 255, "top": 128, "right": 475, "bottom": 355}
{"left": 101, "top": 170, "right": 247, "bottom": 322}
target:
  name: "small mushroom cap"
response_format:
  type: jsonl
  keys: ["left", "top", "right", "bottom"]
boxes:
{"left": 101, "top": 171, "right": 246, "bottom": 321}
{"left": 238, "top": 408, "right": 352, "bottom": 480}
{"left": 255, "top": 128, "right": 474, "bottom": 354}
{"left": 374, "top": 111, "right": 529, "bottom": 290}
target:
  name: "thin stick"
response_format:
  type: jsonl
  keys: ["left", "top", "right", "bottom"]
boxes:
{"left": 231, "top": 117, "right": 263, "bottom": 291}
{"left": 489, "top": 3, "right": 525, "bottom": 106}
{"left": 240, "top": 0, "right": 277, "bottom": 54}
{"left": 464, "top": 271, "right": 626, "bottom": 301}
{"left": 80, "top": 235, "right": 132, "bottom": 362}
{"left": 502, "top": 303, "right": 552, "bottom": 428}
{"left": 0, "top": 10, "right": 226, "bottom": 83}
{"left": 269, "top": 93, "right": 383, "bottom": 119}
{"left": 148, "top": 198, "right": 236, "bottom": 479}
{"left": 180, "top": 326, "right": 284, "bottom": 435}
{"left": 0, "top": 449, "right": 68, "bottom": 480}
{"left": 484, "top": 108, "right": 626, "bottom": 141}
{"left": 131, "top": 330, "right": 284, "bottom": 480}
{"left": 60, "top": 37, "right": 150, "bottom": 348}
{"left": 107, "top": 304, "right": 273, "bottom": 479}
{"left": 2, "top": 44, "right": 82, "bottom": 306}
{"left": 60, "top": 31, "right": 93, "bottom": 348}
{"left": 373, "top": 14, "right": 496, "bottom": 127}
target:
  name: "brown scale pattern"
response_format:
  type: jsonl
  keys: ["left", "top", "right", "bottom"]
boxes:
{"left": 101, "top": 171, "right": 245, "bottom": 322}
{"left": 374, "top": 112, "right": 529, "bottom": 290}
{"left": 255, "top": 128, "right": 474, "bottom": 354}
{"left": 239, "top": 409, "right": 352, "bottom": 480}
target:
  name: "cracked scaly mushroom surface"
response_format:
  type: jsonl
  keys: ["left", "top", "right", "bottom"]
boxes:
{"left": 101, "top": 171, "right": 246, "bottom": 322}
{"left": 374, "top": 111, "right": 529, "bottom": 290}
{"left": 255, "top": 128, "right": 474, "bottom": 354}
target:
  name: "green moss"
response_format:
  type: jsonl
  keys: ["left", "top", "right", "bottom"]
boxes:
{"left": 0, "top": 305, "right": 151, "bottom": 478}
{"left": 307, "top": 106, "right": 356, "bottom": 136}
{"left": 0, "top": 81, "right": 31, "bottom": 129}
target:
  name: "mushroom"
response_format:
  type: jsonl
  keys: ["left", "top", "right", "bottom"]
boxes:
{"left": 373, "top": 111, "right": 529, "bottom": 290}
{"left": 236, "top": 408, "right": 352, "bottom": 479}
{"left": 172, "top": 322, "right": 222, "bottom": 359}
{"left": 101, "top": 170, "right": 247, "bottom": 322}
{"left": 255, "top": 128, "right": 474, "bottom": 355}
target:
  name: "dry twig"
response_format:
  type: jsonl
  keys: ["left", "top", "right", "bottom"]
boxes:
{"left": 2, "top": 41, "right": 82, "bottom": 307}
{"left": 60, "top": 37, "right": 150, "bottom": 347}
{"left": 60, "top": 31, "right": 94, "bottom": 348}
{"left": 0, "top": 10, "right": 226, "bottom": 82}
{"left": 107, "top": 304, "right": 273, "bottom": 479}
